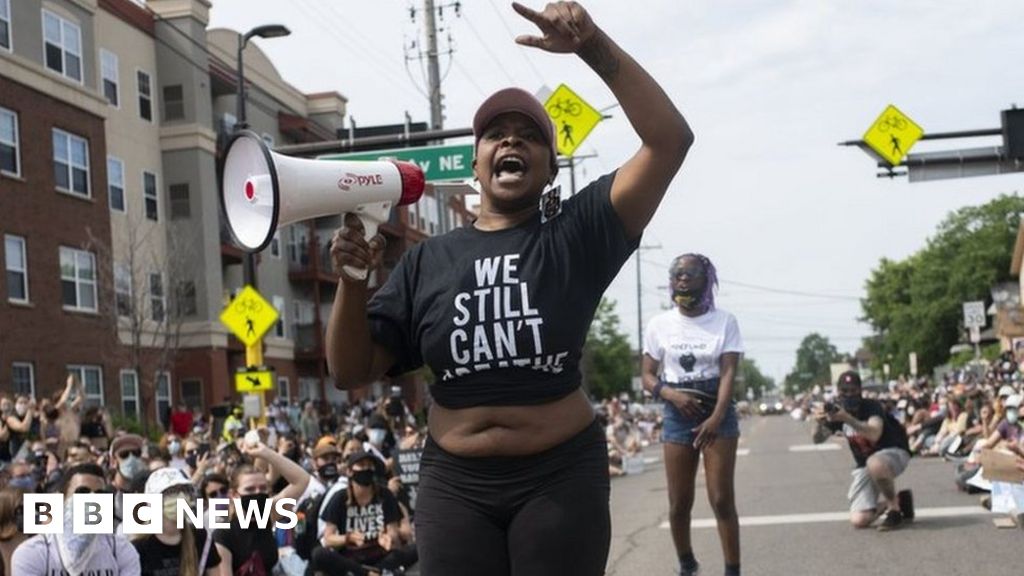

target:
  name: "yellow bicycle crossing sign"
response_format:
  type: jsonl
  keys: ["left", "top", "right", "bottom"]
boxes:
{"left": 220, "top": 285, "right": 278, "bottom": 347}
{"left": 544, "top": 84, "right": 602, "bottom": 157}
{"left": 863, "top": 104, "right": 924, "bottom": 167}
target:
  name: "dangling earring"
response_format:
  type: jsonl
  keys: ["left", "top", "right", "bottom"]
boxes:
{"left": 539, "top": 182, "right": 562, "bottom": 223}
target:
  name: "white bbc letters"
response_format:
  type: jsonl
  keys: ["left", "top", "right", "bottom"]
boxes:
{"left": 72, "top": 493, "right": 114, "bottom": 534}
{"left": 122, "top": 493, "right": 162, "bottom": 535}
{"left": 23, "top": 494, "right": 63, "bottom": 534}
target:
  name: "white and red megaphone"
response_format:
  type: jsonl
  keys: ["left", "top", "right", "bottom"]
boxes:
{"left": 220, "top": 131, "right": 425, "bottom": 279}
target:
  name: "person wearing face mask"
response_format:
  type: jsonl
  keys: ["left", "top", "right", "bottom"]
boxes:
{"left": 641, "top": 253, "right": 743, "bottom": 576}
{"left": 311, "top": 451, "right": 414, "bottom": 576}
{"left": 3, "top": 395, "right": 36, "bottom": 461}
{"left": 12, "top": 463, "right": 141, "bottom": 576}
{"left": 366, "top": 414, "right": 396, "bottom": 460}
{"left": 132, "top": 468, "right": 223, "bottom": 576}
{"left": 213, "top": 440, "right": 310, "bottom": 575}
{"left": 161, "top": 435, "right": 188, "bottom": 472}
{"left": 978, "top": 394, "right": 1023, "bottom": 451}
{"left": 813, "top": 371, "right": 914, "bottom": 531}
{"left": 110, "top": 434, "right": 149, "bottom": 525}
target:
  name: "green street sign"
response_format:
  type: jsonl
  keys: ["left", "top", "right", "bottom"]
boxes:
{"left": 320, "top": 143, "right": 474, "bottom": 182}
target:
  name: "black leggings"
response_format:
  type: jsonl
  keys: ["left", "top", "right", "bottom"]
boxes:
{"left": 308, "top": 544, "right": 418, "bottom": 576}
{"left": 414, "top": 418, "right": 610, "bottom": 576}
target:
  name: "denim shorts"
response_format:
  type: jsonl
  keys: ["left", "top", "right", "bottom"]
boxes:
{"left": 661, "top": 379, "right": 740, "bottom": 446}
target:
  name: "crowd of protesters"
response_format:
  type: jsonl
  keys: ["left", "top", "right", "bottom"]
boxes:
{"left": 791, "top": 351, "right": 1024, "bottom": 516}
{"left": 0, "top": 375, "right": 669, "bottom": 576}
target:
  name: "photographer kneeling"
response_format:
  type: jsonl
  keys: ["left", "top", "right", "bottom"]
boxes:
{"left": 813, "top": 371, "right": 915, "bottom": 531}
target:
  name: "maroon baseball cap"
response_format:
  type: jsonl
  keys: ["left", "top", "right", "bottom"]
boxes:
{"left": 472, "top": 87, "right": 559, "bottom": 177}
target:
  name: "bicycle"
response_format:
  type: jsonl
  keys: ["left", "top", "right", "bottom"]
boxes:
{"left": 546, "top": 98, "right": 582, "bottom": 119}
{"left": 876, "top": 115, "right": 907, "bottom": 133}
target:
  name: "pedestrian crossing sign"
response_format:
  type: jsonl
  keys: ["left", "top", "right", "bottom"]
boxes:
{"left": 544, "top": 83, "right": 603, "bottom": 157}
{"left": 235, "top": 368, "right": 274, "bottom": 392}
{"left": 862, "top": 104, "right": 924, "bottom": 167}
{"left": 220, "top": 285, "right": 278, "bottom": 347}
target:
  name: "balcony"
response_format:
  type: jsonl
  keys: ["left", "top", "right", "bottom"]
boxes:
{"left": 288, "top": 238, "right": 336, "bottom": 284}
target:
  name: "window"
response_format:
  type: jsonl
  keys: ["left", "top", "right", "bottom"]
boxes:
{"left": 270, "top": 231, "right": 281, "bottom": 258}
{"left": 169, "top": 183, "right": 190, "bottom": 219}
{"left": 261, "top": 133, "right": 275, "bottom": 148}
{"left": 0, "top": 107, "right": 19, "bottom": 176}
{"left": 68, "top": 365, "right": 103, "bottom": 407}
{"left": 155, "top": 372, "right": 172, "bottom": 424}
{"left": 273, "top": 295, "right": 286, "bottom": 338}
{"left": 53, "top": 128, "right": 90, "bottom": 196}
{"left": 0, "top": 0, "right": 11, "bottom": 51}
{"left": 174, "top": 280, "right": 196, "bottom": 317}
{"left": 181, "top": 379, "right": 202, "bottom": 411}
{"left": 5, "top": 235, "right": 27, "bottom": 303}
{"left": 149, "top": 272, "right": 165, "bottom": 322}
{"left": 299, "top": 377, "right": 320, "bottom": 401}
{"left": 277, "top": 377, "right": 290, "bottom": 402}
{"left": 43, "top": 10, "right": 82, "bottom": 82}
{"left": 114, "top": 262, "right": 131, "bottom": 317}
{"left": 163, "top": 85, "right": 184, "bottom": 121}
{"left": 143, "top": 171, "right": 158, "bottom": 221}
{"left": 12, "top": 363, "right": 34, "bottom": 397}
{"left": 137, "top": 70, "right": 152, "bottom": 121}
{"left": 120, "top": 370, "right": 139, "bottom": 419}
{"left": 108, "top": 157, "right": 125, "bottom": 212}
{"left": 100, "top": 49, "right": 119, "bottom": 106}
{"left": 60, "top": 247, "right": 97, "bottom": 311}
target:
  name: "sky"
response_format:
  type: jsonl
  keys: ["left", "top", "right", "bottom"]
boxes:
{"left": 206, "top": 0, "right": 1024, "bottom": 384}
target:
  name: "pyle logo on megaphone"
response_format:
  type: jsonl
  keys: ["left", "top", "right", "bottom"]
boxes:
{"left": 220, "top": 131, "right": 425, "bottom": 280}
{"left": 337, "top": 172, "right": 385, "bottom": 192}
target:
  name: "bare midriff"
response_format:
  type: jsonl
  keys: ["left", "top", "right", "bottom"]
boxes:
{"left": 427, "top": 387, "right": 595, "bottom": 457}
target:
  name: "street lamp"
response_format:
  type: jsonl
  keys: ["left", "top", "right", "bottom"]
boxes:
{"left": 235, "top": 24, "right": 290, "bottom": 287}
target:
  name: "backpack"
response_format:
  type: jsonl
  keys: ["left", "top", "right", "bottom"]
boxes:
{"left": 292, "top": 490, "right": 326, "bottom": 561}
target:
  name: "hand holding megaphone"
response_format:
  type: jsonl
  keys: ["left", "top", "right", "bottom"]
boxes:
{"left": 330, "top": 213, "right": 387, "bottom": 283}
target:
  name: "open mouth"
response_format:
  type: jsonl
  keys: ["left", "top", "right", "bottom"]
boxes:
{"left": 494, "top": 154, "right": 528, "bottom": 182}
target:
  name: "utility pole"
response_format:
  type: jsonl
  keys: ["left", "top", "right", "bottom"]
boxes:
{"left": 424, "top": 0, "right": 444, "bottom": 130}
{"left": 635, "top": 244, "right": 662, "bottom": 375}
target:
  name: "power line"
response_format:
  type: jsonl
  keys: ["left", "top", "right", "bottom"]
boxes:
{"left": 484, "top": 0, "right": 547, "bottom": 86}
{"left": 459, "top": 10, "right": 517, "bottom": 85}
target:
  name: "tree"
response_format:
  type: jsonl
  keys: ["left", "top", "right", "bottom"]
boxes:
{"left": 87, "top": 218, "right": 196, "bottom": 436}
{"left": 582, "top": 298, "right": 634, "bottom": 400}
{"left": 861, "top": 194, "right": 1024, "bottom": 375}
{"left": 784, "top": 333, "right": 843, "bottom": 396}
{"left": 735, "top": 357, "right": 774, "bottom": 401}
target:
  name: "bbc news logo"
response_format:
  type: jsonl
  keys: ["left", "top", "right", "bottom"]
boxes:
{"left": 22, "top": 494, "right": 298, "bottom": 534}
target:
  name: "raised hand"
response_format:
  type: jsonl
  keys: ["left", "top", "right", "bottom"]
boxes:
{"left": 513, "top": 1, "right": 596, "bottom": 53}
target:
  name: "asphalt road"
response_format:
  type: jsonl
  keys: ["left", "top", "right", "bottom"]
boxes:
{"left": 607, "top": 415, "right": 1022, "bottom": 576}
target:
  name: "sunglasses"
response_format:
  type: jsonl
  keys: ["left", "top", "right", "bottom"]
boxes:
{"left": 673, "top": 268, "right": 705, "bottom": 279}
{"left": 117, "top": 449, "right": 142, "bottom": 459}
{"left": 205, "top": 489, "right": 228, "bottom": 499}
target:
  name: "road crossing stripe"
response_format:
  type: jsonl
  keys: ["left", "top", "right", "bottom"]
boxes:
{"left": 788, "top": 443, "right": 841, "bottom": 452}
{"left": 658, "top": 506, "right": 989, "bottom": 529}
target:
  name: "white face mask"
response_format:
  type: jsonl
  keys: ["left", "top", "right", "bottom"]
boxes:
{"left": 368, "top": 429, "right": 386, "bottom": 447}
{"left": 1007, "top": 410, "right": 1019, "bottom": 424}
{"left": 57, "top": 496, "right": 102, "bottom": 576}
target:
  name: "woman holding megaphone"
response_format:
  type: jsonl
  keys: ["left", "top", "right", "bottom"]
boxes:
{"left": 327, "top": 2, "right": 693, "bottom": 574}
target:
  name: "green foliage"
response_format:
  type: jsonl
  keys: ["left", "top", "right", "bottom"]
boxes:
{"left": 735, "top": 357, "right": 775, "bottom": 401}
{"left": 948, "top": 343, "right": 1002, "bottom": 368}
{"left": 583, "top": 298, "right": 635, "bottom": 400}
{"left": 784, "top": 333, "right": 843, "bottom": 396}
{"left": 861, "top": 194, "right": 1024, "bottom": 375}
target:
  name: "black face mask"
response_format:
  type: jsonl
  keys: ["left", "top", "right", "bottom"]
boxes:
{"left": 185, "top": 454, "right": 198, "bottom": 470}
{"left": 351, "top": 469, "right": 375, "bottom": 487}
{"left": 239, "top": 493, "right": 269, "bottom": 512}
{"left": 672, "top": 286, "right": 702, "bottom": 310}
{"left": 842, "top": 395, "right": 862, "bottom": 414}
{"left": 318, "top": 463, "right": 340, "bottom": 481}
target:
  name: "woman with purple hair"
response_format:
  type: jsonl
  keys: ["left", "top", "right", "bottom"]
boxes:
{"left": 642, "top": 254, "right": 744, "bottom": 576}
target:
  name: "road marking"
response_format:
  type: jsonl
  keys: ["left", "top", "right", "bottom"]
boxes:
{"left": 788, "top": 443, "right": 841, "bottom": 452}
{"left": 658, "top": 506, "right": 989, "bottom": 530}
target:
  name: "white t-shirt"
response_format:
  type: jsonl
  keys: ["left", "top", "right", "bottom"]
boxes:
{"left": 643, "top": 308, "right": 744, "bottom": 384}
{"left": 12, "top": 533, "right": 141, "bottom": 576}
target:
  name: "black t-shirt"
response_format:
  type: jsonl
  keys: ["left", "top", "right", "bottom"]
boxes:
{"left": 81, "top": 420, "right": 107, "bottom": 439}
{"left": 213, "top": 518, "right": 278, "bottom": 574}
{"left": 134, "top": 529, "right": 222, "bottom": 576}
{"left": 321, "top": 489, "right": 402, "bottom": 564}
{"left": 368, "top": 172, "right": 638, "bottom": 408}
{"left": 827, "top": 398, "right": 910, "bottom": 468}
